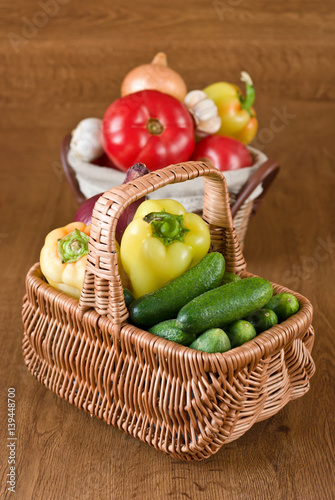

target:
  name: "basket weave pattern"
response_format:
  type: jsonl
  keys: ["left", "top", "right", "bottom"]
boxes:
{"left": 230, "top": 196, "right": 253, "bottom": 249}
{"left": 22, "top": 162, "right": 315, "bottom": 461}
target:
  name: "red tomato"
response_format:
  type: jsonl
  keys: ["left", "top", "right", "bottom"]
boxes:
{"left": 102, "top": 90, "right": 195, "bottom": 172}
{"left": 191, "top": 135, "right": 253, "bottom": 171}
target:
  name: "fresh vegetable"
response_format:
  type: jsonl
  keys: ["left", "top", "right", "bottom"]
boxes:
{"left": 184, "top": 90, "right": 221, "bottom": 136}
{"left": 191, "top": 135, "right": 253, "bottom": 171}
{"left": 121, "top": 199, "right": 211, "bottom": 298}
{"left": 70, "top": 118, "right": 104, "bottom": 162}
{"left": 74, "top": 162, "right": 150, "bottom": 243}
{"left": 226, "top": 320, "right": 257, "bottom": 347}
{"left": 203, "top": 72, "right": 258, "bottom": 144}
{"left": 121, "top": 52, "right": 188, "bottom": 102}
{"left": 265, "top": 293, "right": 300, "bottom": 322}
{"left": 244, "top": 308, "right": 278, "bottom": 334}
{"left": 221, "top": 271, "right": 242, "bottom": 285}
{"left": 121, "top": 162, "right": 150, "bottom": 184}
{"left": 102, "top": 90, "right": 195, "bottom": 172}
{"left": 123, "top": 288, "right": 135, "bottom": 309}
{"left": 40, "top": 222, "right": 90, "bottom": 299}
{"left": 176, "top": 277, "right": 273, "bottom": 335}
{"left": 129, "top": 251, "right": 225, "bottom": 328}
{"left": 149, "top": 319, "right": 197, "bottom": 346}
{"left": 74, "top": 193, "right": 100, "bottom": 226}
{"left": 189, "top": 328, "right": 231, "bottom": 353}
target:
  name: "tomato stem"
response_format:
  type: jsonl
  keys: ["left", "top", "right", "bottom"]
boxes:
{"left": 146, "top": 118, "right": 164, "bottom": 135}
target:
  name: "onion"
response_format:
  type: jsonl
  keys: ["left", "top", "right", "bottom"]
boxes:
{"left": 74, "top": 193, "right": 101, "bottom": 226}
{"left": 121, "top": 52, "right": 187, "bottom": 102}
{"left": 74, "top": 163, "right": 150, "bottom": 243}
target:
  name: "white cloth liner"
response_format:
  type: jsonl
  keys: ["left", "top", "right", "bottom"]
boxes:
{"left": 67, "top": 146, "right": 268, "bottom": 213}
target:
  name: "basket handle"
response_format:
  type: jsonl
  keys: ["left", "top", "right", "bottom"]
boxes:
{"left": 230, "top": 159, "right": 280, "bottom": 219}
{"left": 78, "top": 161, "right": 247, "bottom": 321}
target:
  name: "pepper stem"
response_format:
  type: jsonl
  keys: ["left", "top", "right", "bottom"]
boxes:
{"left": 239, "top": 71, "right": 255, "bottom": 116}
{"left": 144, "top": 210, "right": 190, "bottom": 246}
{"left": 58, "top": 229, "right": 89, "bottom": 264}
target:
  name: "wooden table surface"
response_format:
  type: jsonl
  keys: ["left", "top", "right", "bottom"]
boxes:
{"left": 1, "top": 1, "right": 334, "bottom": 499}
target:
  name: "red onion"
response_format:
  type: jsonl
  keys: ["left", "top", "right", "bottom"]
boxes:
{"left": 74, "top": 163, "right": 150, "bottom": 243}
{"left": 74, "top": 193, "right": 101, "bottom": 226}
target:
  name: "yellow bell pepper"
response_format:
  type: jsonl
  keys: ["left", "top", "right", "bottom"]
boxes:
{"left": 120, "top": 199, "right": 211, "bottom": 298}
{"left": 40, "top": 222, "right": 90, "bottom": 299}
{"left": 203, "top": 72, "right": 258, "bottom": 144}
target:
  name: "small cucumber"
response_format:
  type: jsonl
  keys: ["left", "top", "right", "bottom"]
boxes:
{"left": 176, "top": 277, "right": 273, "bottom": 335}
{"left": 221, "top": 272, "right": 242, "bottom": 285}
{"left": 244, "top": 308, "right": 278, "bottom": 333}
{"left": 129, "top": 252, "right": 225, "bottom": 329}
{"left": 189, "top": 328, "right": 231, "bottom": 353}
{"left": 123, "top": 288, "right": 135, "bottom": 309}
{"left": 149, "top": 319, "right": 197, "bottom": 346}
{"left": 265, "top": 293, "right": 299, "bottom": 322}
{"left": 227, "top": 320, "right": 257, "bottom": 348}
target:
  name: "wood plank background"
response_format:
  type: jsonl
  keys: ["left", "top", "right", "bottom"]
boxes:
{"left": 1, "top": 1, "right": 334, "bottom": 499}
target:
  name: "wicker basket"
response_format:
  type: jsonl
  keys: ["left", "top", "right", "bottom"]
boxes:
{"left": 22, "top": 161, "right": 315, "bottom": 461}
{"left": 60, "top": 135, "right": 280, "bottom": 250}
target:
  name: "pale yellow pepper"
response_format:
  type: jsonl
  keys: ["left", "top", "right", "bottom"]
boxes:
{"left": 120, "top": 199, "right": 211, "bottom": 298}
{"left": 40, "top": 222, "right": 90, "bottom": 299}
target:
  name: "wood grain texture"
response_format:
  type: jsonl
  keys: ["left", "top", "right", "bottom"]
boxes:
{"left": 0, "top": 0, "right": 334, "bottom": 498}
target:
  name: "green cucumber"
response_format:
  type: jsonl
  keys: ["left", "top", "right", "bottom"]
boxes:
{"left": 176, "top": 277, "right": 273, "bottom": 335}
{"left": 221, "top": 272, "right": 242, "bottom": 285}
{"left": 244, "top": 308, "right": 278, "bottom": 334}
{"left": 129, "top": 252, "right": 225, "bottom": 329}
{"left": 149, "top": 319, "right": 197, "bottom": 346}
{"left": 227, "top": 320, "right": 257, "bottom": 347}
{"left": 189, "top": 328, "right": 231, "bottom": 353}
{"left": 264, "top": 293, "right": 299, "bottom": 322}
{"left": 123, "top": 288, "right": 135, "bottom": 309}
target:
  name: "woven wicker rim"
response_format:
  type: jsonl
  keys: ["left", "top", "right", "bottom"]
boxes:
{"left": 28, "top": 262, "right": 313, "bottom": 376}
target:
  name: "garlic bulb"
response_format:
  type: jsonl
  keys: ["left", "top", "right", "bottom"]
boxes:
{"left": 196, "top": 116, "right": 222, "bottom": 137}
{"left": 184, "top": 90, "right": 221, "bottom": 136}
{"left": 184, "top": 90, "right": 207, "bottom": 109}
{"left": 70, "top": 118, "right": 104, "bottom": 162}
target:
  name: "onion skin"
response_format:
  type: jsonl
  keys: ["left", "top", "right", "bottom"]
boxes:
{"left": 74, "top": 163, "right": 150, "bottom": 243}
{"left": 123, "top": 162, "right": 150, "bottom": 183}
{"left": 121, "top": 52, "right": 187, "bottom": 102}
{"left": 115, "top": 163, "right": 150, "bottom": 243}
{"left": 74, "top": 193, "right": 100, "bottom": 226}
